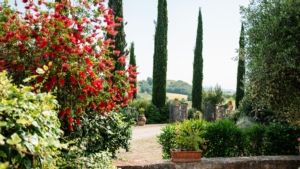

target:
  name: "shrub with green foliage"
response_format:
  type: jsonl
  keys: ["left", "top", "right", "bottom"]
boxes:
{"left": 264, "top": 123, "right": 299, "bottom": 155}
{"left": 65, "top": 112, "right": 133, "bottom": 158}
{"left": 0, "top": 71, "right": 63, "bottom": 168}
{"left": 201, "top": 119, "right": 244, "bottom": 157}
{"left": 58, "top": 149, "right": 117, "bottom": 169}
{"left": 244, "top": 124, "right": 266, "bottom": 156}
{"left": 157, "top": 124, "right": 176, "bottom": 159}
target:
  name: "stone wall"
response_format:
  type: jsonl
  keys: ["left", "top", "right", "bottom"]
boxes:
{"left": 169, "top": 102, "right": 188, "bottom": 123}
{"left": 116, "top": 156, "right": 300, "bottom": 169}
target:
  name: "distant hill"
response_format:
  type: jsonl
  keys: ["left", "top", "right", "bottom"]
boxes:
{"left": 138, "top": 78, "right": 192, "bottom": 95}
{"left": 137, "top": 77, "right": 235, "bottom": 96}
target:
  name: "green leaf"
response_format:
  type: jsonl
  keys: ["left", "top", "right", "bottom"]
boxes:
{"left": 0, "top": 151, "right": 7, "bottom": 158}
{"left": 36, "top": 68, "right": 45, "bottom": 75}
{"left": 0, "top": 121, "right": 7, "bottom": 127}
{"left": 23, "top": 77, "right": 31, "bottom": 83}
{"left": 0, "top": 162, "right": 9, "bottom": 169}
{"left": 16, "top": 118, "right": 30, "bottom": 125}
{"left": 7, "top": 133, "right": 22, "bottom": 145}
{"left": 0, "top": 134, "right": 5, "bottom": 145}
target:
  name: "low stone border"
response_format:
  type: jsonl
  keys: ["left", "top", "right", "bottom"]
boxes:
{"left": 116, "top": 156, "right": 300, "bottom": 169}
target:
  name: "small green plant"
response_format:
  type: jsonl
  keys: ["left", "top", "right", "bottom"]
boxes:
{"left": 174, "top": 98, "right": 179, "bottom": 101}
{"left": 138, "top": 107, "right": 145, "bottom": 115}
{"left": 157, "top": 124, "right": 177, "bottom": 159}
{"left": 173, "top": 119, "right": 208, "bottom": 151}
{"left": 194, "top": 111, "right": 202, "bottom": 119}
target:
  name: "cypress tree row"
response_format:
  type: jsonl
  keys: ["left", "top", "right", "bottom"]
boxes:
{"left": 129, "top": 42, "right": 137, "bottom": 99}
{"left": 235, "top": 24, "right": 245, "bottom": 109}
{"left": 108, "top": 0, "right": 127, "bottom": 71}
{"left": 192, "top": 8, "right": 203, "bottom": 110}
{"left": 152, "top": 0, "right": 168, "bottom": 108}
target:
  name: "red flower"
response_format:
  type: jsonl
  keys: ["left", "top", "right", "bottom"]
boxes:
{"left": 85, "top": 58, "right": 93, "bottom": 67}
{"left": 79, "top": 79, "right": 84, "bottom": 85}
{"left": 118, "top": 70, "right": 124, "bottom": 76}
{"left": 59, "top": 110, "right": 65, "bottom": 118}
{"left": 79, "top": 72, "right": 86, "bottom": 79}
{"left": 118, "top": 55, "right": 126, "bottom": 65}
{"left": 77, "top": 108, "right": 82, "bottom": 114}
{"left": 113, "top": 50, "right": 120, "bottom": 56}
{"left": 65, "top": 108, "right": 71, "bottom": 117}
{"left": 59, "top": 79, "right": 65, "bottom": 86}
{"left": 51, "top": 76, "right": 57, "bottom": 84}
{"left": 108, "top": 79, "right": 113, "bottom": 85}
{"left": 37, "top": 76, "right": 44, "bottom": 83}
{"left": 78, "top": 94, "right": 84, "bottom": 101}
{"left": 91, "top": 102, "right": 97, "bottom": 109}
{"left": 68, "top": 124, "right": 74, "bottom": 131}
{"left": 76, "top": 118, "right": 81, "bottom": 125}
{"left": 68, "top": 117, "right": 74, "bottom": 124}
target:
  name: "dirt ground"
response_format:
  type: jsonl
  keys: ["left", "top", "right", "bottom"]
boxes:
{"left": 113, "top": 124, "right": 166, "bottom": 166}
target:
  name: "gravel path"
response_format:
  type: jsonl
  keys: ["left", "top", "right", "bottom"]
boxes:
{"left": 131, "top": 124, "right": 165, "bottom": 140}
{"left": 113, "top": 124, "right": 166, "bottom": 166}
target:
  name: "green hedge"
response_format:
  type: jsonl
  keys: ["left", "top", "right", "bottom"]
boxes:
{"left": 158, "top": 119, "right": 300, "bottom": 159}
{"left": 202, "top": 119, "right": 244, "bottom": 157}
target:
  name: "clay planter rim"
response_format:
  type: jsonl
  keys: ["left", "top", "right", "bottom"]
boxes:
{"left": 170, "top": 149, "right": 203, "bottom": 163}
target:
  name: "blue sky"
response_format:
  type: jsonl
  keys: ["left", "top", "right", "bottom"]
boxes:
{"left": 123, "top": 0, "right": 250, "bottom": 90}
{"left": 2, "top": 0, "right": 250, "bottom": 90}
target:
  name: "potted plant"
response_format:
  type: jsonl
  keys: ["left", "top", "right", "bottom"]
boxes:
{"left": 174, "top": 98, "right": 179, "bottom": 106}
{"left": 194, "top": 111, "right": 202, "bottom": 120}
{"left": 170, "top": 120, "right": 208, "bottom": 163}
{"left": 137, "top": 108, "right": 146, "bottom": 126}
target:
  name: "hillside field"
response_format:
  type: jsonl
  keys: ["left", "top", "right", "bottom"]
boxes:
{"left": 137, "top": 92, "right": 188, "bottom": 101}
{"left": 166, "top": 93, "right": 188, "bottom": 100}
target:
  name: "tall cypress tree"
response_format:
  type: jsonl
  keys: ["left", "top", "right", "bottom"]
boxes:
{"left": 108, "top": 0, "right": 127, "bottom": 71}
{"left": 235, "top": 24, "right": 245, "bottom": 109}
{"left": 129, "top": 42, "right": 137, "bottom": 99}
{"left": 152, "top": 0, "right": 168, "bottom": 108}
{"left": 192, "top": 8, "right": 203, "bottom": 111}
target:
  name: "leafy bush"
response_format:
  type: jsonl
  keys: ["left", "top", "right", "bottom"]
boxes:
{"left": 66, "top": 112, "right": 134, "bottom": 158}
{"left": 145, "top": 104, "right": 160, "bottom": 124}
{"left": 157, "top": 124, "right": 176, "bottom": 159}
{"left": 264, "top": 123, "right": 299, "bottom": 155}
{"left": 244, "top": 124, "right": 266, "bottom": 156}
{"left": 188, "top": 108, "right": 197, "bottom": 119}
{"left": 203, "top": 84, "right": 225, "bottom": 106}
{"left": 58, "top": 150, "right": 117, "bottom": 169}
{"left": 202, "top": 119, "right": 244, "bottom": 157}
{"left": 158, "top": 101, "right": 171, "bottom": 123}
{"left": 0, "top": 71, "right": 63, "bottom": 168}
{"left": 129, "top": 99, "right": 151, "bottom": 110}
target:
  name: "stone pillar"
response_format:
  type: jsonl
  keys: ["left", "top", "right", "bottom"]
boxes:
{"left": 215, "top": 104, "right": 224, "bottom": 120}
{"left": 170, "top": 102, "right": 188, "bottom": 123}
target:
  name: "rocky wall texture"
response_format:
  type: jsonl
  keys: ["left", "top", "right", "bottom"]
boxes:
{"left": 116, "top": 156, "right": 300, "bottom": 169}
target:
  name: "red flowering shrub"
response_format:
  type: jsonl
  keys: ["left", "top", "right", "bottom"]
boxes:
{"left": 0, "top": 0, "right": 137, "bottom": 132}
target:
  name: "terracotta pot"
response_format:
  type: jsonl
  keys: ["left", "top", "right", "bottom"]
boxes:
{"left": 137, "top": 115, "right": 146, "bottom": 126}
{"left": 170, "top": 149, "right": 202, "bottom": 163}
{"left": 174, "top": 100, "right": 179, "bottom": 106}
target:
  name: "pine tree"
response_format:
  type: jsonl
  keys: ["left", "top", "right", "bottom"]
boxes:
{"left": 152, "top": 0, "right": 168, "bottom": 108}
{"left": 192, "top": 8, "right": 203, "bottom": 111}
{"left": 129, "top": 42, "right": 137, "bottom": 99}
{"left": 108, "top": 0, "right": 127, "bottom": 71}
{"left": 235, "top": 24, "right": 245, "bottom": 109}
